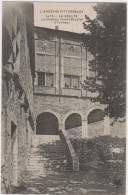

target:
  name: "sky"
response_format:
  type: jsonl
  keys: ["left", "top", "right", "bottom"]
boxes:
{"left": 34, "top": 2, "right": 96, "bottom": 33}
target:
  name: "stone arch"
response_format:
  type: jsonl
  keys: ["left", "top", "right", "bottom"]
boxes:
{"left": 87, "top": 109, "right": 104, "bottom": 124}
{"left": 63, "top": 111, "right": 83, "bottom": 124}
{"left": 85, "top": 105, "right": 105, "bottom": 120}
{"left": 87, "top": 108, "right": 104, "bottom": 138}
{"left": 36, "top": 112, "right": 59, "bottom": 135}
{"left": 36, "top": 110, "right": 60, "bottom": 124}
{"left": 64, "top": 112, "right": 83, "bottom": 138}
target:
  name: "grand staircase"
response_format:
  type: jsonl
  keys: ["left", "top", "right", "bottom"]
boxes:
{"left": 26, "top": 135, "right": 72, "bottom": 176}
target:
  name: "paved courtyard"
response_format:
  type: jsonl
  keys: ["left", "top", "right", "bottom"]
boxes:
{"left": 12, "top": 167, "right": 125, "bottom": 195}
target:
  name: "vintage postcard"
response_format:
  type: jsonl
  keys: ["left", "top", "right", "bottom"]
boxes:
{"left": 1, "top": 1, "right": 126, "bottom": 194}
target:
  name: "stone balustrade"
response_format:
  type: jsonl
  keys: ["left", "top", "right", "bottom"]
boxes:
{"left": 59, "top": 129, "right": 79, "bottom": 171}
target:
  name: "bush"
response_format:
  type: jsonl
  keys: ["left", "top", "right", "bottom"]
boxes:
{"left": 70, "top": 136, "right": 126, "bottom": 164}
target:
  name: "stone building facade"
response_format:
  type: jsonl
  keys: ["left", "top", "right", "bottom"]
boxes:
{"left": 33, "top": 27, "right": 110, "bottom": 139}
{"left": 2, "top": 3, "right": 35, "bottom": 193}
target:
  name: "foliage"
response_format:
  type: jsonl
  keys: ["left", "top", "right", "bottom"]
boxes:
{"left": 83, "top": 3, "right": 126, "bottom": 118}
{"left": 70, "top": 136, "right": 126, "bottom": 164}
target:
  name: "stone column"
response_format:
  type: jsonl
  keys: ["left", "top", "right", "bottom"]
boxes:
{"left": 59, "top": 123, "right": 64, "bottom": 131}
{"left": 72, "top": 156, "right": 79, "bottom": 171}
{"left": 82, "top": 120, "right": 88, "bottom": 138}
{"left": 104, "top": 115, "right": 110, "bottom": 135}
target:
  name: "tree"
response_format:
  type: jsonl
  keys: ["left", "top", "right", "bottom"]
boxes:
{"left": 83, "top": 3, "right": 126, "bottom": 118}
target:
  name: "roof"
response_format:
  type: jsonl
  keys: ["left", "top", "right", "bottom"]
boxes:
{"left": 34, "top": 26, "right": 86, "bottom": 41}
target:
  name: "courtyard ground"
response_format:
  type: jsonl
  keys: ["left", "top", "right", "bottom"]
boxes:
{"left": 12, "top": 164, "right": 125, "bottom": 195}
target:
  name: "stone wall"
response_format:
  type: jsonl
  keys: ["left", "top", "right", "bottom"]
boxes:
{"left": 34, "top": 27, "right": 95, "bottom": 98}
{"left": 33, "top": 94, "right": 105, "bottom": 135}
{"left": 88, "top": 120, "right": 104, "bottom": 138}
{"left": 33, "top": 27, "right": 109, "bottom": 140}
{"left": 110, "top": 119, "right": 126, "bottom": 138}
{"left": 33, "top": 94, "right": 126, "bottom": 139}
{"left": 1, "top": 107, "right": 11, "bottom": 194}
{"left": 66, "top": 126, "right": 82, "bottom": 139}
{"left": 2, "top": 2, "right": 35, "bottom": 193}
{"left": 1, "top": 80, "right": 34, "bottom": 192}
{"left": 1, "top": 85, "right": 20, "bottom": 193}
{"left": 64, "top": 120, "right": 126, "bottom": 139}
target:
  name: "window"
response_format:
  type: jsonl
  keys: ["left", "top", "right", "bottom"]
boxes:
{"left": 38, "top": 72, "right": 45, "bottom": 86}
{"left": 64, "top": 75, "right": 71, "bottom": 88}
{"left": 72, "top": 76, "right": 79, "bottom": 89}
{"left": 46, "top": 73, "right": 53, "bottom": 87}
{"left": 38, "top": 72, "right": 54, "bottom": 87}
{"left": 64, "top": 75, "right": 79, "bottom": 89}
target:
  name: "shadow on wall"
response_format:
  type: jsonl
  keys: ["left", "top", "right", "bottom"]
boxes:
{"left": 65, "top": 113, "right": 82, "bottom": 138}
{"left": 65, "top": 113, "right": 82, "bottom": 130}
{"left": 88, "top": 109, "right": 104, "bottom": 138}
{"left": 65, "top": 110, "right": 104, "bottom": 139}
{"left": 36, "top": 112, "right": 59, "bottom": 135}
{"left": 66, "top": 126, "right": 82, "bottom": 139}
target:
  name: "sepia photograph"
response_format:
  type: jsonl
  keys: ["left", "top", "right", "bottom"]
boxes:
{"left": 1, "top": 1, "right": 126, "bottom": 194}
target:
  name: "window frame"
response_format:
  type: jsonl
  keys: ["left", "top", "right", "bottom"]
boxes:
{"left": 64, "top": 75, "right": 71, "bottom": 88}
{"left": 64, "top": 75, "right": 80, "bottom": 89}
{"left": 38, "top": 72, "right": 45, "bottom": 86}
{"left": 46, "top": 73, "right": 54, "bottom": 87}
{"left": 37, "top": 72, "right": 54, "bottom": 87}
{"left": 72, "top": 75, "right": 80, "bottom": 89}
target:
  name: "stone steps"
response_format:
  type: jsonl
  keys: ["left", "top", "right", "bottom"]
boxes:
{"left": 32, "top": 142, "right": 64, "bottom": 145}
{"left": 31, "top": 149, "right": 67, "bottom": 152}
{"left": 28, "top": 159, "right": 68, "bottom": 163}
{"left": 26, "top": 135, "right": 72, "bottom": 173}
{"left": 28, "top": 161, "right": 70, "bottom": 166}
{"left": 29, "top": 153, "right": 69, "bottom": 157}
{"left": 29, "top": 155, "right": 69, "bottom": 160}
{"left": 32, "top": 144, "right": 67, "bottom": 148}
{"left": 29, "top": 151, "right": 68, "bottom": 155}
{"left": 27, "top": 164, "right": 71, "bottom": 170}
{"left": 27, "top": 166, "right": 71, "bottom": 172}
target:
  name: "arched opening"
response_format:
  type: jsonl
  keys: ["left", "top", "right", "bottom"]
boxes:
{"left": 87, "top": 109, "right": 104, "bottom": 138}
{"left": 65, "top": 113, "right": 82, "bottom": 138}
{"left": 88, "top": 109, "right": 104, "bottom": 124}
{"left": 36, "top": 112, "right": 59, "bottom": 135}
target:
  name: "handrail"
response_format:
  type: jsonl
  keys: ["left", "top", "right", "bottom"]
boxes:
{"left": 59, "top": 129, "right": 79, "bottom": 171}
